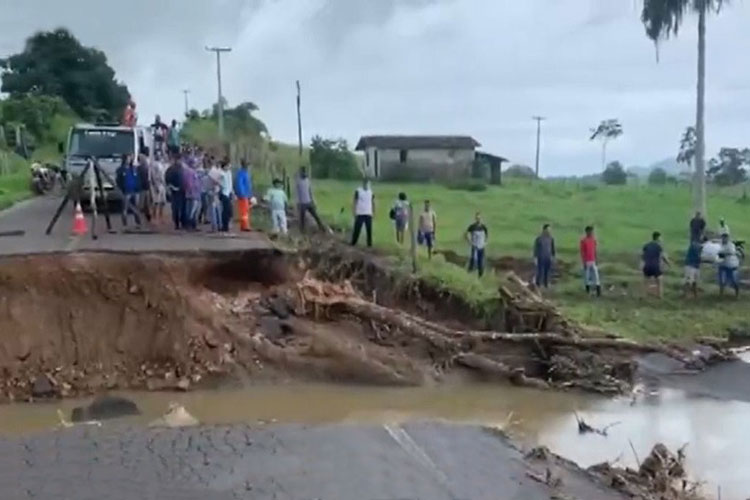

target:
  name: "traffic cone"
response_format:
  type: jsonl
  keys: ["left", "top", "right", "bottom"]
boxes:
{"left": 72, "top": 202, "right": 87, "bottom": 236}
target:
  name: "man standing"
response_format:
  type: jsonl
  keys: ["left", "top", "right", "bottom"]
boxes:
{"left": 235, "top": 159, "right": 252, "bottom": 232}
{"left": 183, "top": 164, "right": 201, "bottom": 230}
{"left": 533, "top": 224, "right": 556, "bottom": 288}
{"left": 579, "top": 225, "right": 601, "bottom": 296}
{"left": 136, "top": 154, "right": 151, "bottom": 223}
{"left": 115, "top": 155, "right": 141, "bottom": 229}
{"left": 207, "top": 160, "right": 223, "bottom": 232}
{"left": 418, "top": 200, "right": 437, "bottom": 260}
{"left": 295, "top": 166, "right": 325, "bottom": 233}
{"left": 466, "top": 212, "right": 488, "bottom": 277}
{"left": 265, "top": 178, "right": 289, "bottom": 235}
{"left": 165, "top": 155, "right": 185, "bottom": 230}
{"left": 151, "top": 115, "right": 169, "bottom": 155}
{"left": 642, "top": 231, "right": 670, "bottom": 299}
{"left": 219, "top": 158, "right": 234, "bottom": 233}
{"left": 683, "top": 239, "right": 702, "bottom": 298}
{"left": 689, "top": 211, "right": 706, "bottom": 242}
{"left": 718, "top": 232, "right": 740, "bottom": 297}
{"left": 351, "top": 178, "right": 375, "bottom": 247}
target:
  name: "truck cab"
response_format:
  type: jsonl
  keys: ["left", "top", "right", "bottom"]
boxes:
{"left": 62, "top": 124, "right": 153, "bottom": 205}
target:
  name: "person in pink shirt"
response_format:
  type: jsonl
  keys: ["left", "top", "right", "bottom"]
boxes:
{"left": 580, "top": 225, "right": 601, "bottom": 296}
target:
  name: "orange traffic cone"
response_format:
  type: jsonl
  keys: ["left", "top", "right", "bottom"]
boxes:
{"left": 72, "top": 202, "right": 87, "bottom": 235}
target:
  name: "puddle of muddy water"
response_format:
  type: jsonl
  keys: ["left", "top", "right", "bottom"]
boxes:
{"left": 0, "top": 383, "right": 748, "bottom": 498}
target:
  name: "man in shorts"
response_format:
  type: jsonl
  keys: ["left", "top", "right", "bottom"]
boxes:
{"left": 683, "top": 239, "right": 702, "bottom": 298}
{"left": 642, "top": 231, "right": 670, "bottom": 298}
{"left": 418, "top": 200, "right": 437, "bottom": 259}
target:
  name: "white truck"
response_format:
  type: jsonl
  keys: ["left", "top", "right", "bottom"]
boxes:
{"left": 61, "top": 123, "right": 154, "bottom": 207}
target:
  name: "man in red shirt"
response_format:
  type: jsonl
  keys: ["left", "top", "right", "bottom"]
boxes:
{"left": 580, "top": 225, "right": 601, "bottom": 296}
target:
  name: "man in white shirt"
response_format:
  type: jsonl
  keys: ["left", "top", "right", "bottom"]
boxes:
{"left": 718, "top": 232, "right": 740, "bottom": 297}
{"left": 351, "top": 178, "right": 375, "bottom": 247}
{"left": 219, "top": 158, "right": 233, "bottom": 232}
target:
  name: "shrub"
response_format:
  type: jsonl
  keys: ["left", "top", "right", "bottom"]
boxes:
{"left": 505, "top": 164, "right": 536, "bottom": 179}
{"left": 648, "top": 167, "right": 668, "bottom": 185}
{"left": 310, "top": 136, "right": 361, "bottom": 180}
{"left": 602, "top": 161, "right": 627, "bottom": 185}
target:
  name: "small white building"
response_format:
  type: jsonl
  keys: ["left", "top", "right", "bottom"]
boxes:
{"left": 355, "top": 135, "right": 481, "bottom": 181}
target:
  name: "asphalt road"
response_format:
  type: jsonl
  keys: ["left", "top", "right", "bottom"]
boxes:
{"left": 0, "top": 196, "right": 273, "bottom": 256}
{"left": 0, "top": 421, "right": 623, "bottom": 500}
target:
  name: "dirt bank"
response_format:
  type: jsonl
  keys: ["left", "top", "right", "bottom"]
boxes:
{"left": 0, "top": 245, "right": 731, "bottom": 402}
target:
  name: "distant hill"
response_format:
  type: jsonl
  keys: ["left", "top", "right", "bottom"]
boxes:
{"left": 628, "top": 157, "right": 688, "bottom": 178}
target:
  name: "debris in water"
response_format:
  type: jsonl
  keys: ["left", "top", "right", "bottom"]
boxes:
{"left": 574, "top": 411, "right": 621, "bottom": 436}
{"left": 149, "top": 402, "right": 199, "bottom": 428}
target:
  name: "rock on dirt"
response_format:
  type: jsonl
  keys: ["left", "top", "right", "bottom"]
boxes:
{"left": 31, "top": 374, "right": 57, "bottom": 399}
{"left": 71, "top": 395, "right": 141, "bottom": 422}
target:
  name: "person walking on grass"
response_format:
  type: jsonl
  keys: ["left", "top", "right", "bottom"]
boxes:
{"left": 165, "top": 155, "right": 185, "bottom": 230}
{"left": 642, "top": 231, "right": 670, "bottom": 299}
{"left": 351, "top": 178, "right": 375, "bottom": 247}
{"left": 418, "top": 200, "right": 437, "bottom": 260}
{"left": 689, "top": 211, "right": 706, "bottom": 242}
{"left": 718, "top": 232, "right": 740, "bottom": 297}
{"left": 683, "top": 239, "right": 703, "bottom": 298}
{"left": 295, "top": 166, "right": 325, "bottom": 233}
{"left": 235, "top": 159, "right": 253, "bottom": 232}
{"left": 579, "top": 226, "right": 601, "bottom": 297}
{"left": 391, "top": 192, "right": 409, "bottom": 245}
{"left": 533, "top": 224, "right": 556, "bottom": 288}
{"left": 265, "top": 178, "right": 288, "bottom": 235}
{"left": 219, "top": 158, "right": 233, "bottom": 233}
{"left": 116, "top": 154, "right": 141, "bottom": 229}
{"left": 466, "top": 212, "right": 488, "bottom": 277}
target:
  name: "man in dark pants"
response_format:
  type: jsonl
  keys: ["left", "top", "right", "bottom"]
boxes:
{"left": 115, "top": 154, "right": 142, "bottom": 229}
{"left": 689, "top": 211, "right": 706, "bottom": 242}
{"left": 296, "top": 166, "right": 325, "bottom": 232}
{"left": 466, "top": 212, "right": 488, "bottom": 277}
{"left": 219, "top": 158, "right": 233, "bottom": 232}
{"left": 351, "top": 178, "right": 375, "bottom": 247}
{"left": 165, "top": 155, "right": 185, "bottom": 230}
{"left": 533, "top": 224, "right": 556, "bottom": 288}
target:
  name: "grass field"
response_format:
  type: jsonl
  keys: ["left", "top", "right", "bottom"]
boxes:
{"left": 0, "top": 151, "right": 31, "bottom": 211}
{"left": 307, "top": 178, "right": 750, "bottom": 341}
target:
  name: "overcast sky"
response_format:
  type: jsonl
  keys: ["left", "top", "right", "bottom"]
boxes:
{"left": 1, "top": 0, "right": 748, "bottom": 175}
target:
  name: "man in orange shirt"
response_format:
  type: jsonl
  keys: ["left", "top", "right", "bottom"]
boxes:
{"left": 580, "top": 225, "right": 601, "bottom": 296}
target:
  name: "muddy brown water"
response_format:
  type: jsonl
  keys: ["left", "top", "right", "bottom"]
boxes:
{"left": 1, "top": 382, "right": 749, "bottom": 499}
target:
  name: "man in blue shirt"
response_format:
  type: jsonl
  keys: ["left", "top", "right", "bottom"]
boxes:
{"left": 642, "top": 231, "right": 670, "bottom": 299}
{"left": 115, "top": 154, "right": 141, "bottom": 229}
{"left": 234, "top": 159, "right": 252, "bottom": 231}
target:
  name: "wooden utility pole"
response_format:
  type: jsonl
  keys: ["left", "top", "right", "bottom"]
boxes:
{"left": 408, "top": 203, "right": 417, "bottom": 273}
{"left": 296, "top": 80, "right": 304, "bottom": 161}
{"left": 532, "top": 116, "right": 546, "bottom": 178}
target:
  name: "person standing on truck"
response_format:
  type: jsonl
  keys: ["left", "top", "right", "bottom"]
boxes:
{"left": 167, "top": 119, "right": 181, "bottom": 156}
{"left": 165, "top": 155, "right": 185, "bottom": 230}
{"left": 235, "top": 159, "right": 253, "bottom": 232}
{"left": 533, "top": 224, "right": 556, "bottom": 288}
{"left": 151, "top": 115, "right": 169, "bottom": 155}
{"left": 115, "top": 154, "right": 142, "bottom": 229}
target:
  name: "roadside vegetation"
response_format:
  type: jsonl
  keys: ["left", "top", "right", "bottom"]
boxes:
{"left": 310, "top": 177, "right": 750, "bottom": 340}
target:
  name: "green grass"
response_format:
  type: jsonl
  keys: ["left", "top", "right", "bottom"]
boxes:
{"left": 0, "top": 170, "right": 31, "bottom": 210}
{"left": 308, "top": 177, "right": 750, "bottom": 340}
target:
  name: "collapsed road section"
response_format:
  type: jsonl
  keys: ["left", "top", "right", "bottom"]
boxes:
{"left": 0, "top": 242, "right": 732, "bottom": 402}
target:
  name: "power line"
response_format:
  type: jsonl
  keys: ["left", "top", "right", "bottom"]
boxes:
{"left": 205, "top": 46, "right": 232, "bottom": 140}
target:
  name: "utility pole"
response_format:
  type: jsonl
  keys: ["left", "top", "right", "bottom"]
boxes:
{"left": 182, "top": 89, "right": 190, "bottom": 117}
{"left": 205, "top": 46, "right": 232, "bottom": 140}
{"left": 532, "top": 116, "right": 546, "bottom": 178}
{"left": 296, "top": 80, "right": 303, "bottom": 160}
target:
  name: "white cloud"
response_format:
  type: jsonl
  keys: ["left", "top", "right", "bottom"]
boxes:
{"left": 1, "top": 0, "right": 748, "bottom": 175}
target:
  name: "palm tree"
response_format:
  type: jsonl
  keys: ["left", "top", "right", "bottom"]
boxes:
{"left": 642, "top": 0, "right": 727, "bottom": 217}
{"left": 590, "top": 119, "right": 623, "bottom": 170}
{"left": 677, "top": 126, "right": 697, "bottom": 170}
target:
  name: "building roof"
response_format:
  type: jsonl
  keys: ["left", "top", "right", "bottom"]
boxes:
{"left": 476, "top": 151, "right": 508, "bottom": 164}
{"left": 355, "top": 135, "right": 481, "bottom": 151}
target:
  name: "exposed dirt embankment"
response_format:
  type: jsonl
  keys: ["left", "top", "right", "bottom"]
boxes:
{"left": 0, "top": 244, "right": 732, "bottom": 402}
{"left": 0, "top": 251, "right": 287, "bottom": 402}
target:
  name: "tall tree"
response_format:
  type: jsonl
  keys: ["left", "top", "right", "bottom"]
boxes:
{"left": 590, "top": 119, "right": 623, "bottom": 170}
{"left": 642, "top": 0, "right": 727, "bottom": 216}
{"left": 0, "top": 28, "right": 130, "bottom": 122}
